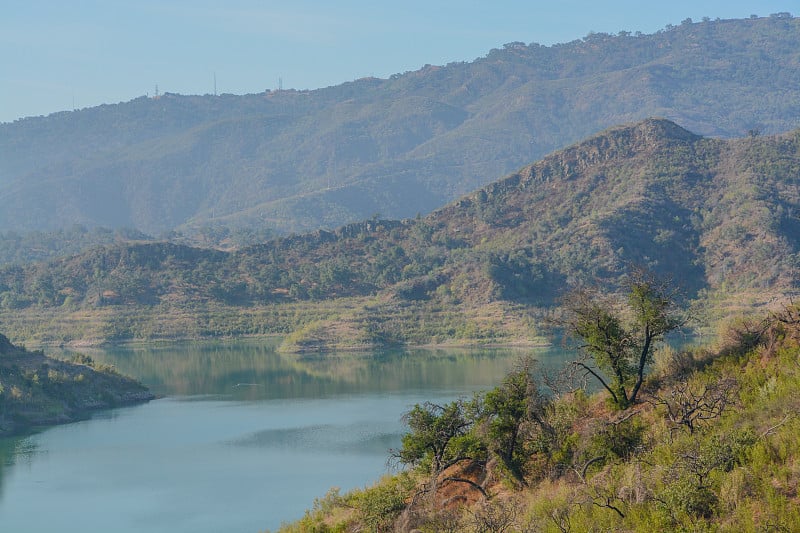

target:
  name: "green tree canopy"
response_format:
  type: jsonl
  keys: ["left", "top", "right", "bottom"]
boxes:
{"left": 562, "top": 270, "right": 683, "bottom": 409}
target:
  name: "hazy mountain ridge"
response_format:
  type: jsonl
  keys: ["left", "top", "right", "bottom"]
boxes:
{"left": 1, "top": 119, "right": 798, "bottom": 346}
{"left": 1, "top": 16, "right": 799, "bottom": 236}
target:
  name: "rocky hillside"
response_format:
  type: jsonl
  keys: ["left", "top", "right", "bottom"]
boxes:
{"left": 0, "top": 119, "right": 798, "bottom": 347}
{"left": 1, "top": 16, "right": 799, "bottom": 236}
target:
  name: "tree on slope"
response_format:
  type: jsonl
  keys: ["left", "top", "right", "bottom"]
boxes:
{"left": 562, "top": 269, "right": 683, "bottom": 409}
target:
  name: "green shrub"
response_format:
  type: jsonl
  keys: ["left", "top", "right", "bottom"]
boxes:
{"left": 588, "top": 417, "right": 645, "bottom": 462}
{"left": 660, "top": 476, "right": 718, "bottom": 519}
{"left": 349, "top": 474, "right": 415, "bottom": 532}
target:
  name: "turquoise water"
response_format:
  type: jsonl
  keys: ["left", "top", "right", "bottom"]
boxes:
{"left": 0, "top": 341, "right": 571, "bottom": 532}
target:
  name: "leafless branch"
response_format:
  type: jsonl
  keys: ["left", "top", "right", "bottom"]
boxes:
{"left": 761, "top": 413, "right": 793, "bottom": 438}
{"left": 650, "top": 376, "right": 737, "bottom": 434}
{"left": 441, "top": 476, "right": 489, "bottom": 500}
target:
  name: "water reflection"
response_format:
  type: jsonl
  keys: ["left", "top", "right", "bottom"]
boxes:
{"left": 229, "top": 423, "right": 399, "bottom": 455}
{"left": 0, "top": 436, "right": 40, "bottom": 502}
{"left": 53, "top": 341, "right": 574, "bottom": 400}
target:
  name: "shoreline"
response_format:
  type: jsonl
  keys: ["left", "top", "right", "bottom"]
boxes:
{"left": 0, "top": 337, "right": 155, "bottom": 438}
{"left": 11, "top": 331, "right": 553, "bottom": 354}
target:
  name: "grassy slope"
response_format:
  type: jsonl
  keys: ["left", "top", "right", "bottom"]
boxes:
{"left": 279, "top": 308, "right": 800, "bottom": 532}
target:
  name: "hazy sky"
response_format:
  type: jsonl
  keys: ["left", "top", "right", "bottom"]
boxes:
{"left": 1, "top": 0, "right": 796, "bottom": 123}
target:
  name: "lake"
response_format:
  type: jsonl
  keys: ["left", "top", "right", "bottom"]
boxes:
{"left": 0, "top": 340, "right": 572, "bottom": 532}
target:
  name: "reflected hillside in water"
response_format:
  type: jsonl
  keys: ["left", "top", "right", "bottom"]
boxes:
{"left": 52, "top": 340, "right": 574, "bottom": 401}
{"left": 0, "top": 433, "right": 39, "bottom": 504}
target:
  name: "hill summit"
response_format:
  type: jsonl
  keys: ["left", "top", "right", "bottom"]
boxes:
{"left": 1, "top": 119, "right": 798, "bottom": 347}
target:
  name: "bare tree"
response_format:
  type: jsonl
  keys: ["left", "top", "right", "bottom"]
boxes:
{"left": 650, "top": 376, "right": 737, "bottom": 435}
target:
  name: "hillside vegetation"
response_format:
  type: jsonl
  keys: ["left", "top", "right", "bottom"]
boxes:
{"left": 0, "top": 333, "right": 153, "bottom": 436}
{"left": 1, "top": 16, "right": 799, "bottom": 236}
{"left": 277, "top": 305, "right": 800, "bottom": 532}
{"left": 0, "top": 224, "right": 276, "bottom": 267}
{"left": 0, "top": 119, "right": 798, "bottom": 348}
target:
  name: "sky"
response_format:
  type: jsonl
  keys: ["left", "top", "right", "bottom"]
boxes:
{"left": 1, "top": 0, "right": 796, "bottom": 124}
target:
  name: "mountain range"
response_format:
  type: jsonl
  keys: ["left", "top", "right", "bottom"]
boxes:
{"left": 1, "top": 15, "right": 799, "bottom": 238}
{"left": 1, "top": 119, "right": 798, "bottom": 347}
